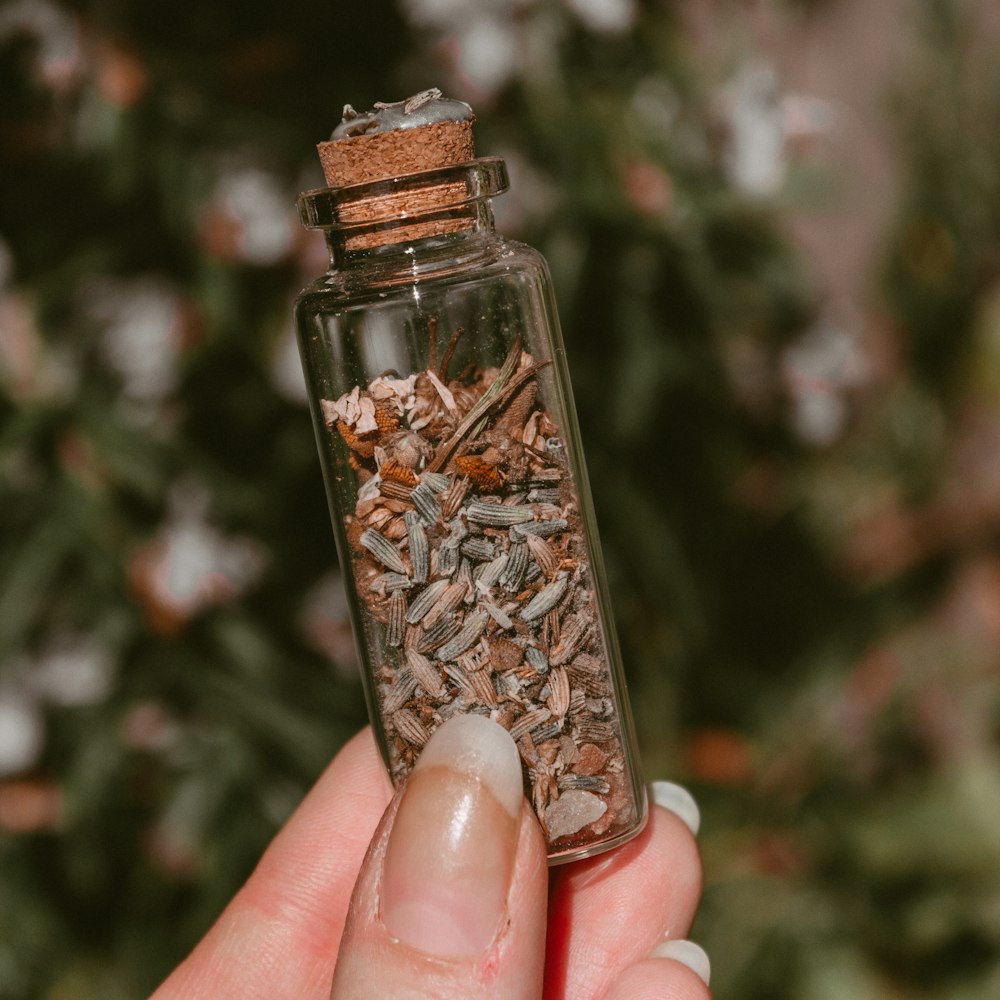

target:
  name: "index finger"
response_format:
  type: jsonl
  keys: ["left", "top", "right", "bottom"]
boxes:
{"left": 151, "top": 727, "right": 393, "bottom": 1000}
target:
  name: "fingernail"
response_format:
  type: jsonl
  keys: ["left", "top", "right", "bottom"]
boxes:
{"left": 651, "top": 938, "right": 712, "bottom": 986}
{"left": 380, "top": 714, "right": 523, "bottom": 959}
{"left": 650, "top": 780, "right": 700, "bottom": 836}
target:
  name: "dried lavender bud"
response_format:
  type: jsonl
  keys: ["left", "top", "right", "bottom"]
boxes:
{"left": 466, "top": 501, "right": 535, "bottom": 527}
{"left": 437, "top": 540, "right": 460, "bottom": 576}
{"left": 422, "top": 581, "right": 467, "bottom": 628}
{"left": 558, "top": 774, "right": 610, "bottom": 795}
{"left": 460, "top": 536, "right": 496, "bottom": 561}
{"left": 404, "top": 649, "right": 447, "bottom": 699}
{"left": 520, "top": 575, "right": 569, "bottom": 622}
{"left": 523, "top": 532, "right": 559, "bottom": 577}
{"left": 392, "top": 708, "right": 429, "bottom": 747}
{"left": 441, "top": 475, "right": 470, "bottom": 519}
{"left": 509, "top": 707, "right": 552, "bottom": 741}
{"left": 513, "top": 518, "right": 569, "bottom": 538}
{"left": 371, "top": 572, "right": 413, "bottom": 595}
{"left": 546, "top": 666, "right": 571, "bottom": 717}
{"left": 381, "top": 669, "right": 417, "bottom": 714}
{"left": 405, "top": 511, "right": 429, "bottom": 583}
{"left": 550, "top": 615, "right": 590, "bottom": 666}
{"left": 411, "top": 481, "right": 441, "bottom": 526}
{"left": 386, "top": 590, "right": 407, "bottom": 647}
{"left": 500, "top": 540, "right": 529, "bottom": 591}
{"left": 418, "top": 613, "right": 463, "bottom": 653}
{"left": 360, "top": 527, "right": 409, "bottom": 575}
{"left": 436, "top": 609, "right": 489, "bottom": 661}
{"left": 406, "top": 578, "right": 451, "bottom": 625}
{"left": 421, "top": 471, "right": 451, "bottom": 493}
{"left": 473, "top": 552, "right": 509, "bottom": 590}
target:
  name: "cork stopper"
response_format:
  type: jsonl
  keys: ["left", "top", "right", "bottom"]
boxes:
{"left": 315, "top": 93, "right": 478, "bottom": 250}
{"left": 316, "top": 118, "right": 475, "bottom": 189}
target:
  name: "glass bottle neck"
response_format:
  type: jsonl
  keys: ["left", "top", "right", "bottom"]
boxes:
{"left": 298, "top": 157, "right": 509, "bottom": 282}
{"left": 324, "top": 201, "right": 499, "bottom": 277}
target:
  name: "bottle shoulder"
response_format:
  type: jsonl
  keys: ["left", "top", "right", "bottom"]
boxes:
{"left": 295, "top": 237, "right": 551, "bottom": 310}
{"left": 488, "top": 238, "right": 551, "bottom": 274}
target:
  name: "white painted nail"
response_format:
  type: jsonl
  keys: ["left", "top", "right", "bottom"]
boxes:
{"left": 650, "top": 780, "right": 700, "bottom": 836}
{"left": 651, "top": 938, "right": 711, "bottom": 986}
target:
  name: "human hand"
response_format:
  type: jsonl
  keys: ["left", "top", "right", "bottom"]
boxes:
{"left": 152, "top": 715, "right": 710, "bottom": 999}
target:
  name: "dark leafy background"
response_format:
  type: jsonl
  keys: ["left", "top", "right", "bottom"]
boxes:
{"left": 2, "top": 0, "right": 1000, "bottom": 996}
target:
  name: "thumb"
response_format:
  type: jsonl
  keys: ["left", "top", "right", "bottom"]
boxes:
{"left": 331, "top": 715, "right": 548, "bottom": 1000}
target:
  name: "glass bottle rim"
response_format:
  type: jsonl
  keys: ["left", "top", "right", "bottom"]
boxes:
{"left": 297, "top": 156, "right": 508, "bottom": 232}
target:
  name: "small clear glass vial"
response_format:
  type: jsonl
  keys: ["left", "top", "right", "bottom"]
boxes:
{"left": 294, "top": 108, "right": 646, "bottom": 863}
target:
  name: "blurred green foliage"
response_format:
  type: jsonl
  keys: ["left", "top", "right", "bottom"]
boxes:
{"left": 1, "top": 0, "right": 1000, "bottom": 997}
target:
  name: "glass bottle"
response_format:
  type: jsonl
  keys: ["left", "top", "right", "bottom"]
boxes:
{"left": 295, "top": 155, "right": 647, "bottom": 863}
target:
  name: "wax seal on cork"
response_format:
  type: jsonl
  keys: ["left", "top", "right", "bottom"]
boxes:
{"left": 316, "top": 89, "right": 477, "bottom": 248}
{"left": 318, "top": 88, "right": 475, "bottom": 186}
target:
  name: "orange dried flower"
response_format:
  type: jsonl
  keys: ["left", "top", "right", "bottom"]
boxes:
{"left": 336, "top": 418, "right": 377, "bottom": 458}
{"left": 374, "top": 402, "right": 400, "bottom": 434}
{"left": 380, "top": 461, "right": 418, "bottom": 487}
{"left": 454, "top": 454, "right": 506, "bottom": 492}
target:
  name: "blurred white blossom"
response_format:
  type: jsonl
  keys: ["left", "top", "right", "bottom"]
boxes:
{"left": 0, "top": 692, "right": 45, "bottom": 778}
{"left": 783, "top": 314, "right": 868, "bottom": 445}
{"left": 721, "top": 60, "right": 787, "bottom": 197}
{"left": 91, "top": 277, "right": 182, "bottom": 402}
{"left": 721, "top": 60, "right": 835, "bottom": 198}
{"left": 131, "top": 482, "right": 266, "bottom": 629}
{"left": 0, "top": 0, "right": 81, "bottom": 89}
{"left": 147, "top": 524, "right": 261, "bottom": 615}
{"left": 27, "top": 638, "right": 114, "bottom": 708}
{"left": 456, "top": 16, "right": 521, "bottom": 93}
{"left": 566, "top": 0, "right": 636, "bottom": 34}
{"left": 210, "top": 166, "right": 296, "bottom": 266}
{"left": 404, "top": 0, "right": 636, "bottom": 94}
{"left": 403, "top": 0, "right": 527, "bottom": 94}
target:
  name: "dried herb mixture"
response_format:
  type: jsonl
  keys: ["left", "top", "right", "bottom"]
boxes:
{"left": 322, "top": 327, "right": 636, "bottom": 850}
